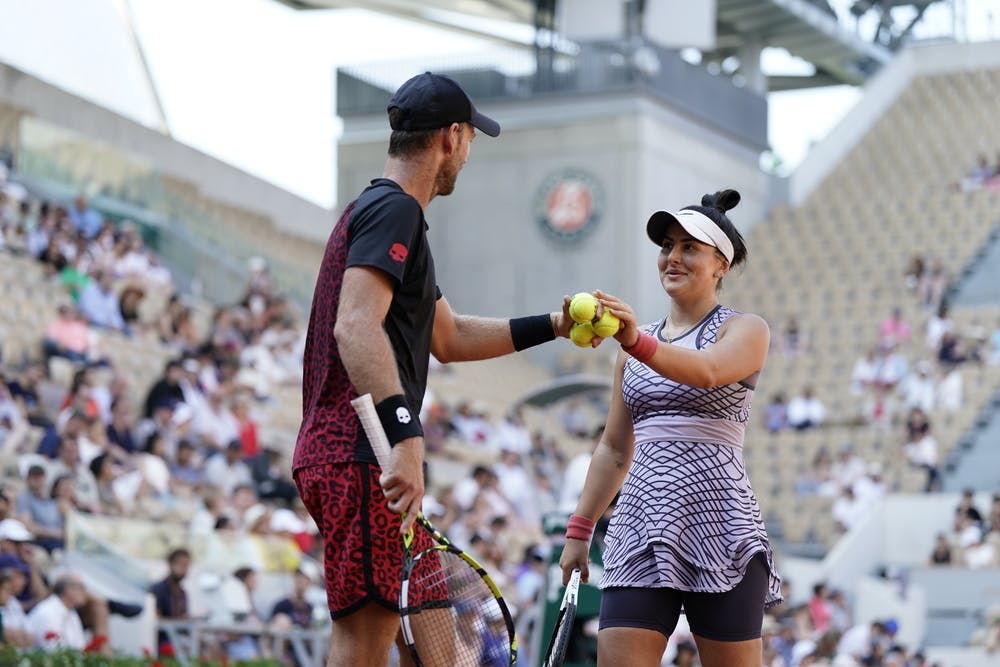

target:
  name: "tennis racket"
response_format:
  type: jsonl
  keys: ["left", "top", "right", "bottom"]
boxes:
{"left": 541, "top": 568, "right": 580, "bottom": 667}
{"left": 351, "top": 393, "right": 519, "bottom": 667}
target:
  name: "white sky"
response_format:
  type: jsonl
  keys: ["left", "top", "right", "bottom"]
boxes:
{"left": 5, "top": 0, "right": 999, "bottom": 209}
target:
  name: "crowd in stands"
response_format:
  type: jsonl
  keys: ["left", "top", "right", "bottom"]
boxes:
{"left": 3, "top": 166, "right": 1000, "bottom": 665}
{"left": 0, "top": 181, "right": 581, "bottom": 663}
{"left": 928, "top": 490, "right": 1000, "bottom": 569}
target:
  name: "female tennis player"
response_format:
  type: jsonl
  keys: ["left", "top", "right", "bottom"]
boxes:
{"left": 559, "top": 189, "right": 782, "bottom": 667}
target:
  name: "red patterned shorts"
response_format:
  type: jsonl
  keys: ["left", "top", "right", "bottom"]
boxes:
{"left": 294, "top": 462, "right": 435, "bottom": 619}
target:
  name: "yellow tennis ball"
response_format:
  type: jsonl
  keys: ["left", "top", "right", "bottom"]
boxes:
{"left": 569, "top": 321, "right": 596, "bottom": 347}
{"left": 568, "top": 292, "right": 598, "bottom": 324}
{"left": 592, "top": 311, "right": 620, "bottom": 338}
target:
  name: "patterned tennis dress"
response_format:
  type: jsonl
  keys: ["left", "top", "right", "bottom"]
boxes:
{"left": 601, "top": 305, "right": 782, "bottom": 607}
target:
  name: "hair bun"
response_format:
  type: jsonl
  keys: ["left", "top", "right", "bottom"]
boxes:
{"left": 701, "top": 189, "right": 741, "bottom": 213}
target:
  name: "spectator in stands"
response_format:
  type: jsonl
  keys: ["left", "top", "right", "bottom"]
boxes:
{"left": 106, "top": 396, "right": 139, "bottom": 457}
{"left": 764, "top": 393, "right": 789, "bottom": 432}
{"left": 226, "top": 566, "right": 263, "bottom": 660}
{"left": 899, "top": 360, "right": 936, "bottom": 413}
{"left": 136, "top": 432, "right": 173, "bottom": 502}
{"left": 781, "top": 315, "right": 807, "bottom": 356}
{"left": 270, "top": 566, "right": 314, "bottom": 630}
{"left": 928, "top": 532, "right": 953, "bottom": 565}
{"left": 918, "top": 258, "right": 949, "bottom": 312}
{"left": 78, "top": 269, "right": 128, "bottom": 334}
{"left": 150, "top": 547, "right": 192, "bottom": 653}
{"left": 59, "top": 253, "right": 91, "bottom": 302}
{"left": 937, "top": 331, "right": 970, "bottom": 366}
{"left": 831, "top": 443, "right": 866, "bottom": 492}
{"left": 248, "top": 445, "right": 297, "bottom": 506}
{"left": 169, "top": 439, "right": 205, "bottom": 492}
{"left": 204, "top": 439, "right": 253, "bottom": 497}
{"left": 902, "top": 420, "right": 940, "bottom": 492}
{"left": 950, "top": 507, "right": 982, "bottom": 552}
{"left": 961, "top": 154, "right": 996, "bottom": 192}
{"left": 0, "top": 375, "right": 29, "bottom": 455}
{"left": 808, "top": 582, "right": 833, "bottom": 633}
{"left": 903, "top": 254, "right": 925, "bottom": 293}
{"left": 853, "top": 462, "right": 887, "bottom": 508}
{"left": 787, "top": 386, "right": 826, "bottom": 430}
{"left": 27, "top": 572, "right": 90, "bottom": 650}
{"left": 878, "top": 307, "right": 910, "bottom": 348}
{"left": 956, "top": 488, "right": 985, "bottom": 527}
{"left": 937, "top": 363, "right": 964, "bottom": 413}
{"left": 193, "top": 388, "right": 240, "bottom": 455}
{"left": 144, "top": 360, "right": 186, "bottom": 418}
{"left": 89, "top": 453, "right": 125, "bottom": 516}
{"left": 796, "top": 447, "right": 835, "bottom": 497}
{"left": 836, "top": 619, "right": 898, "bottom": 665}
{"left": 67, "top": 195, "right": 102, "bottom": 239}
{"left": 5, "top": 362, "right": 52, "bottom": 430}
{"left": 47, "top": 435, "right": 100, "bottom": 513}
{"left": 231, "top": 396, "right": 259, "bottom": 458}
{"left": 43, "top": 304, "right": 94, "bottom": 366}
{"left": 118, "top": 284, "right": 146, "bottom": 332}
{"left": 832, "top": 486, "right": 866, "bottom": 532}
{"left": 961, "top": 527, "right": 998, "bottom": 569}
{"left": 14, "top": 465, "right": 64, "bottom": 553}
{"left": 849, "top": 347, "right": 881, "bottom": 396}
{"left": 0, "top": 566, "right": 35, "bottom": 647}
{"left": 876, "top": 344, "right": 907, "bottom": 391}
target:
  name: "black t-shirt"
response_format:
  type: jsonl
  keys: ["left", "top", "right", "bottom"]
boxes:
{"left": 294, "top": 179, "right": 439, "bottom": 470}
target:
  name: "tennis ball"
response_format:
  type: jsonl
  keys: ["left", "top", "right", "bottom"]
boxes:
{"left": 592, "top": 310, "right": 620, "bottom": 338}
{"left": 568, "top": 292, "right": 598, "bottom": 324}
{"left": 569, "top": 321, "right": 596, "bottom": 347}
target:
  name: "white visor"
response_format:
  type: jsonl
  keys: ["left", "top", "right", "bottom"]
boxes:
{"left": 646, "top": 209, "right": 734, "bottom": 264}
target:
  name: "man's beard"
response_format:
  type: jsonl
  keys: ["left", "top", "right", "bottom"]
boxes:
{"left": 435, "top": 165, "right": 458, "bottom": 196}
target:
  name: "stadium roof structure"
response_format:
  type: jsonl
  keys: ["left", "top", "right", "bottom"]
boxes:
{"left": 270, "top": 0, "right": 936, "bottom": 90}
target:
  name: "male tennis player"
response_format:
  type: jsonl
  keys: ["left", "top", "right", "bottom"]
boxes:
{"left": 293, "top": 71, "right": 574, "bottom": 667}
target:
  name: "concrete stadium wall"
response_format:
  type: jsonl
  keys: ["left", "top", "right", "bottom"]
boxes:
{"left": 338, "top": 90, "right": 769, "bottom": 368}
{"left": 0, "top": 61, "right": 331, "bottom": 242}
{"left": 790, "top": 39, "right": 1000, "bottom": 205}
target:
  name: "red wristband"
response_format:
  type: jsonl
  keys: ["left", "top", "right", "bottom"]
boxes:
{"left": 565, "top": 514, "right": 596, "bottom": 542}
{"left": 622, "top": 333, "right": 658, "bottom": 363}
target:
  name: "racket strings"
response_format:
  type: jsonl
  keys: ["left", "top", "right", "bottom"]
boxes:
{"left": 403, "top": 549, "right": 513, "bottom": 667}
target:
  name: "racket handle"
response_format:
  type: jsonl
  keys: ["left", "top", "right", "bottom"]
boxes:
{"left": 351, "top": 393, "right": 393, "bottom": 469}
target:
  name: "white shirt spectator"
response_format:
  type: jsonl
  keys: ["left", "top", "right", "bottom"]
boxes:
{"left": 876, "top": 351, "right": 908, "bottom": 388}
{"left": 937, "top": 368, "right": 964, "bottom": 412}
{"left": 787, "top": 390, "right": 826, "bottom": 429}
{"left": 78, "top": 278, "right": 125, "bottom": 331}
{"left": 900, "top": 363, "right": 936, "bottom": 412}
{"left": 905, "top": 433, "right": 939, "bottom": 469}
{"left": 926, "top": 314, "right": 954, "bottom": 351}
{"left": 203, "top": 448, "right": 253, "bottom": 496}
{"left": 559, "top": 453, "right": 593, "bottom": 514}
{"left": 28, "top": 592, "right": 85, "bottom": 650}
{"left": 493, "top": 452, "right": 533, "bottom": 515}
{"left": 853, "top": 466, "right": 887, "bottom": 508}
{"left": 193, "top": 394, "right": 240, "bottom": 450}
{"left": 850, "top": 352, "right": 880, "bottom": 396}
{"left": 832, "top": 489, "right": 867, "bottom": 531}
{"left": 489, "top": 416, "right": 532, "bottom": 455}
{"left": 964, "top": 540, "right": 998, "bottom": 569}
{"left": 837, "top": 623, "right": 874, "bottom": 660}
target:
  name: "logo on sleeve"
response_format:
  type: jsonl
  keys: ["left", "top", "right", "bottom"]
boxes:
{"left": 395, "top": 407, "right": 412, "bottom": 424}
{"left": 389, "top": 243, "right": 409, "bottom": 262}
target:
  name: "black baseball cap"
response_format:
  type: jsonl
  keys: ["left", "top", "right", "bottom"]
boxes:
{"left": 388, "top": 72, "right": 501, "bottom": 137}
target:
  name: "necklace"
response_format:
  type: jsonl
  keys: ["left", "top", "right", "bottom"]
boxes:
{"left": 663, "top": 305, "right": 718, "bottom": 342}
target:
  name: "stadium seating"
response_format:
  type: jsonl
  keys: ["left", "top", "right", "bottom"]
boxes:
{"left": 724, "top": 67, "right": 1000, "bottom": 549}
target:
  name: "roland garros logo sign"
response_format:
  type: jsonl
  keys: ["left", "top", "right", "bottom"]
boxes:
{"left": 535, "top": 168, "right": 603, "bottom": 243}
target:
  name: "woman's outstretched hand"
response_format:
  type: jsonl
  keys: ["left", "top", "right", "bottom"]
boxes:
{"left": 595, "top": 290, "right": 639, "bottom": 347}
